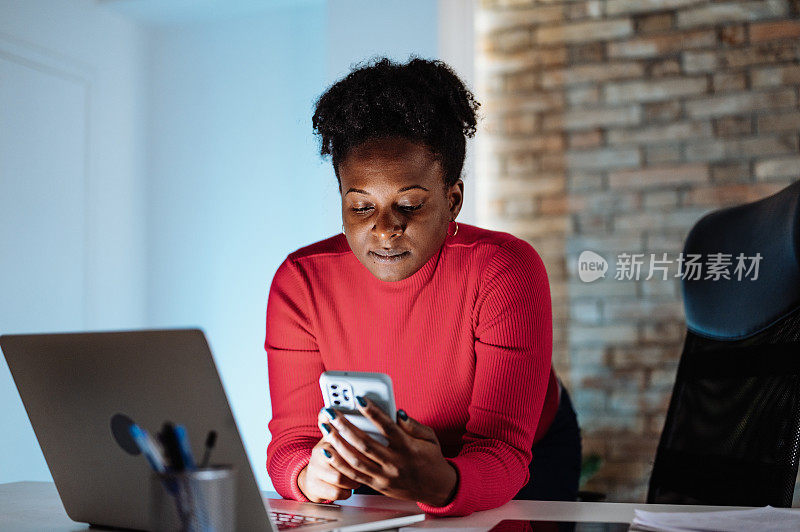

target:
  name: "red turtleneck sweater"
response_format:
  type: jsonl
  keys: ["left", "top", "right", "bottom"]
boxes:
{"left": 265, "top": 222, "right": 557, "bottom": 517}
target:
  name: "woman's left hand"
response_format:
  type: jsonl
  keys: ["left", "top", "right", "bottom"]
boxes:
{"left": 317, "top": 399, "right": 458, "bottom": 507}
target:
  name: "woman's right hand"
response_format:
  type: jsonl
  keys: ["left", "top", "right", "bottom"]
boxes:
{"left": 297, "top": 435, "right": 361, "bottom": 502}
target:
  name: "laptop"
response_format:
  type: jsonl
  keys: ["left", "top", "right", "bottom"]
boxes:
{"left": 0, "top": 329, "right": 425, "bottom": 531}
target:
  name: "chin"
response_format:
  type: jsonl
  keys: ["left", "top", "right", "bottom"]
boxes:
{"left": 364, "top": 259, "right": 414, "bottom": 282}
{"left": 370, "top": 266, "right": 408, "bottom": 282}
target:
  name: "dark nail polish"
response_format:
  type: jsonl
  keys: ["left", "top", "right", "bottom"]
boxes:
{"left": 398, "top": 409, "right": 408, "bottom": 421}
{"left": 356, "top": 396, "right": 367, "bottom": 407}
{"left": 321, "top": 423, "right": 331, "bottom": 434}
{"left": 323, "top": 449, "right": 332, "bottom": 458}
{"left": 324, "top": 408, "right": 337, "bottom": 420}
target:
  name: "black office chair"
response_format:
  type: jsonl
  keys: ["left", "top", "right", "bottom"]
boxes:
{"left": 647, "top": 180, "right": 800, "bottom": 507}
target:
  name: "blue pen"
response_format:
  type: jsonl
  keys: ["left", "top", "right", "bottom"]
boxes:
{"left": 174, "top": 425, "right": 196, "bottom": 470}
{"left": 130, "top": 423, "right": 184, "bottom": 501}
{"left": 130, "top": 424, "right": 167, "bottom": 474}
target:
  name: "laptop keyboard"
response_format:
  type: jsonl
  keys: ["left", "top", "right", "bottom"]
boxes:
{"left": 270, "top": 510, "right": 337, "bottom": 530}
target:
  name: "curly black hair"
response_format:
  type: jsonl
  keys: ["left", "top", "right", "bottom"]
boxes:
{"left": 312, "top": 56, "right": 480, "bottom": 189}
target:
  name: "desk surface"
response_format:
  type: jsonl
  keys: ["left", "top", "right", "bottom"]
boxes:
{"left": 0, "top": 481, "right": 753, "bottom": 531}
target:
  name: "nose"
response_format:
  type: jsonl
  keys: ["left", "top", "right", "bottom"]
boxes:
{"left": 372, "top": 208, "right": 404, "bottom": 241}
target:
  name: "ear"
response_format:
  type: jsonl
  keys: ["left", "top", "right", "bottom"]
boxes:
{"left": 447, "top": 179, "right": 464, "bottom": 219}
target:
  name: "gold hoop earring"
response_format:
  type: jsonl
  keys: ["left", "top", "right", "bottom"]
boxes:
{"left": 448, "top": 220, "right": 459, "bottom": 237}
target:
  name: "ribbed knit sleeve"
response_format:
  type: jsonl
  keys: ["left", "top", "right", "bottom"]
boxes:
{"left": 265, "top": 258, "right": 323, "bottom": 501}
{"left": 417, "top": 238, "right": 553, "bottom": 517}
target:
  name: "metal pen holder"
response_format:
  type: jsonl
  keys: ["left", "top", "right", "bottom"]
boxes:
{"left": 150, "top": 466, "right": 236, "bottom": 532}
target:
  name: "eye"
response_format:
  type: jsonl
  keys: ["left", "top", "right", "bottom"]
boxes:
{"left": 350, "top": 203, "right": 423, "bottom": 214}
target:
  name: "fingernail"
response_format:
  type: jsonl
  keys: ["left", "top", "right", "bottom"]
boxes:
{"left": 397, "top": 409, "right": 408, "bottom": 421}
{"left": 356, "top": 396, "right": 367, "bottom": 407}
{"left": 324, "top": 408, "right": 337, "bottom": 420}
{"left": 321, "top": 423, "right": 331, "bottom": 434}
{"left": 323, "top": 449, "right": 332, "bottom": 458}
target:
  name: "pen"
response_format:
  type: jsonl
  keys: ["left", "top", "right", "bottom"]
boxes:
{"left": 129, "top": 424, "right": 168, "bottom": 474}
{"left": 174, "top": 424, "right": 196, "bottom": 470}
{"left": 130, "top": 422, "right": 190, "bottom": 518}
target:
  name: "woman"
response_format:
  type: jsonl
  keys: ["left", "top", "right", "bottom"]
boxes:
{"left": 265, "top": 57, "right": 580, "bottom": 517}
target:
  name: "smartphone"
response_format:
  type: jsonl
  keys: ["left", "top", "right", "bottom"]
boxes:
{"left": 319, "top": 371, "right": 396, "bottom": 446}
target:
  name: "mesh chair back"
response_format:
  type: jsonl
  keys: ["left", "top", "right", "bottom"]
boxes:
{"left": 648, "top": 180, "right": 800, "bottom": 507}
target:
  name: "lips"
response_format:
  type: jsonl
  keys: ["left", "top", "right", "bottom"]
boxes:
{"left": 373, "top": 250, "right": 406, "bottom": 257}
{"left": 369, "top": 250, "right": 410, "bottom": 263}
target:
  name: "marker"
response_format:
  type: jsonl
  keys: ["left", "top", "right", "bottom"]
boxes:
{"left": 159, "top": 422, "right": 185, "bottom": 471}
{"left": 199, "top": 430, "right": 217, "bottom": 468}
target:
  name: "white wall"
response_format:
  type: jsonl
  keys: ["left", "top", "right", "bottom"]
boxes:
{"left": 145, "top": 3, "right": 331, "bottom": 491}
{"left": 439, "top": 0, "right": 477, "bottom": 225}
{"left": 144, "top": 0, "right": 440, "bottom": 491}
{"left": 0, "top": 0, "right": 464, "bottom": 491}
{"left": 0, "top": 0, "right": 147, "bottom": 482}
{"left": 326, "top": 0, "right": 438, "bottom": 83}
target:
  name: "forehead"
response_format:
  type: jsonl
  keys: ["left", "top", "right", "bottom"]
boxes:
{"left": 339, "top": 138, "right": 444, "bottom": 189}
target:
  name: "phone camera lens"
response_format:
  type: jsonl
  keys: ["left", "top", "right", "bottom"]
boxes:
{"left": 334, "top": 400, "right": 341, "bottom": 405}
{"left": 332, "top": 392, "right": 339, "bottom": 397}
{"left": 331, "top": 385, "right": 338, "bottom": 389}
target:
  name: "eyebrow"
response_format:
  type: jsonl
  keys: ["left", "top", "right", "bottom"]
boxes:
{"left": 345, "top": 185, "right": 429, "bottom": 196}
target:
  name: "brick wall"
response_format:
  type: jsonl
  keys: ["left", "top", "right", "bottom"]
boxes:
{"left": 475, "top": 0, "right": 800, "bottom": 501}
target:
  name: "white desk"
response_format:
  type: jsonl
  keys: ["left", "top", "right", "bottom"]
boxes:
{"left": 0, "top": 481, "right": 752, "bottom": 531}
